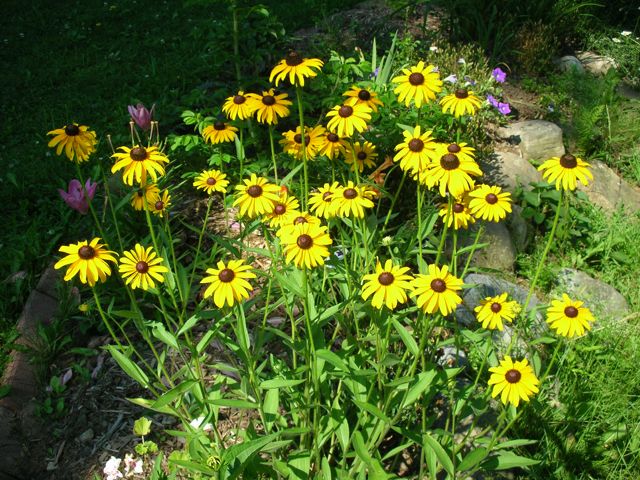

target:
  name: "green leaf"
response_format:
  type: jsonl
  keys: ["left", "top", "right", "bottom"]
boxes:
{"left": 482, "top": 451, "right": 540, "bottom": 471}
{"left": 401, "top": 370, "right": 437, "bottom": 408}
{"left": 105, "top": 346, "right": 149, "bottom": 388}
{"left": 151, "top": 380, "right": 197, "bottom": 409}
{"left": 133, "top": 416, "right": 152, "bottom": 436}
{"left": 353, "top": 399, "right": 390, "bottom": 423}
{"left": 423, "top": 433, "right": 454, "bottom": 477}
{"left": 127, "top": 397, "right": 174, "bottom": 415}
{"left": 263, "top": 388, "right": 279, "bottom": 432}
{"left": 494, "top": 439, "right": 537, "bottom": 450}
{"left": 458, "top": 447, "right": 488, "bottom": 471}
{"left": 170, "top": 459, "right": 217, "bottom": 475}
{"left": 260, "top": 378, "right": 305, "bottom": 389}
{"left": 151, "top": 322, "right": 179, "bottom": 350}
{"left": 222, "top": 432, "right": 280, "bottom": 478}
{"left": 316, "top": 349, "right": 349, "bottom": 372}
{"left": 392, "top": 319, "right": 419, "bottom": 356}
{"left": 208, "top": 398, "right": 258, "bottom": 409}
{"left": 196, "top": 330, "right": 216, "bottom": 354}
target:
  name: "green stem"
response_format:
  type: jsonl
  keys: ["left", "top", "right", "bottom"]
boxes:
{"left": 435, "top": 196, "right": 453, "bottom": 266}
{"left": 99, "top": 166, "right": 124, "bottom": 251}
{"left": 296, "top": 87, "right": 309, "bottom": 209}
{"left": 75, "top": 163, "right": 108, "bottom": 244}
{"left": 268, "top": 124, "right": 278, "bottom": 182}
{"left": 183, "top": 197, "right": 214, "bottom": 318}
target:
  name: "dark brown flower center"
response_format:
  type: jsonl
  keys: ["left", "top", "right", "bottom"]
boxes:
{"left": 358, "top": 89, "right": 371, "bottom": 101}
{"left": 447, "top": 143, "right": 461, "bottom": 153}
{"left": 65, "top": 124, "right": 80, "bottom": 136}
{"left": 322, "top": 192, "right": 332, "bottom": 201}
{"left": 130, "top": 146, "right": 148, "bottom": 161}
{"left": 490, "top": 302, "right": 502, "bottom": 313}
{"left": 327, "top": 133, "right": 339, "bottom": 142}
{"left": 293, "top": 216, "right": 307, "bottom": 225}
{"left": 357, "top": 151, "right": 367, "bottom": 160}
{"left": 218, "top": 268, "right": 235, "bottom": 283}
{"left": 378, "top": 272, "right": 394, "bottom": 285}
{"left": 453, "top": 203, "right": 464, "bottom": 213}
{"left": 296, "top": 234, "right": 313, "bottom": 249}
{"left": 440, "top": 153, "right": 460, "bottom": 170}
{"left": 247, "top": 185, "right": 262, "bottom": 198}
{"left": 233, "top": 95, "right": 246, "bottom": 105}
{"left": 564, "top": 306, "right": 579, "bottom": 318}
{"left": 343, "top": 188, "right": 358, "bottom": 199}
{"left": 430, "top": 278, "right": 446, "bottom": 293}
{"left": 409, "top": 72, "right": 424, "bottom": 86}
{"left": 485, "top": 193, "right": 498, "bottom": 205}
{"left": 560, "top": 154, "right": 577, "bottom": 169}
{"left": 136, "top": 190, "right": 144, "bottom": 197}
{"left": 262, "top": 95, "right": 276, "bottom": 106}
{"left": 136, "top": 261, "right": 149, "bottom": 274}
{"left": 294, "top": 133, "right": 310, "bottom": 145}
{"left": 78, "top": 245, "right": 95, "bottom": 260}
{"left": 274, "top": 204, "right": 286, "bottom": 215}
{"left": 505, "top": 369, "right": 521, "bottom": 383}
{"left": 408, "top": 138, "right": 424, "bottom": 152}
{"left": 155, "top": 201, "right": 164, "bottom": 210}
{"left": 214, "top": 121, "right": 226, "bottom": 131}
{"left": 285, "top": 51, "right": 303, "bottom": 66}
{"left": 338, "top": 105, "right": 353, "bottom": 118}
{"left": 207, "top": 177, "right": 216, "bottom": 185}
{"left": 454, "top": 89, "right": 469, "bottom": 99}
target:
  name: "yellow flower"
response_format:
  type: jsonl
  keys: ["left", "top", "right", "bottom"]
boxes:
{"left": 343, "top": 85, "right": 384, "bottom": 112}
{"left": 474, "top": 293, "right": 521, "bottom": 331}
{"left": 468, "top": 184, "right": 512, "bottom": 222}
{"left": 222, "top": 91, "right": 253, "bottom": 120}
{"left": 440, "top": 88, "right": 483, "bottom": 117}
{"left": 201, "top": 259, "right": 256, "bottom": 308}
{"left": 393, "top": 125, "right": 437, "bottom": 175}
{"left": 193, "top": 169, "right": 229, "bottom": 195}
{"left": 233, "top": 174, "right": 280, "bottom": 218}
{"left": 131, "top": 183, "right": 160, "bottom": 211}
{"left": 325, "top": 103, "right": 372, "bottom": 138}
{"left": 54, "top": 238, "right": 117, "bottom": 287}
{"left": 318, "top": 130, "right": 349, "bottom": 160}
{"left": 332, "top": 181, "right": 375, "bottom": 219}
{"left": 361, "top": 260, "right": 414, "bottom": 310}
{"left": 264, "top": 193, "right": 300, "bottom": 228}
{"left": 246, "top": 89, "right": 292, "bottom": 125}
{"left": 269, "top": 51, "right": 323, "bottom": 86}
{"left": 309, "top": 182, "right": 340, "bottom": 219}
{"left": 411, "top": 264, "right": 463, "bottom": 316}
{"left": 111, "top": 145, "right": 169, "bottom": 186}
{"left": 488, "top": 356, "right": 540, "bottom": 407}
{"left": 202, "top": 121, "right": 238, "bottom": 144}
{"left": 280, "top": 125, "right": 326, "bottom": 160}
{"left": 545, "top": 294, "right": 595, "bottom": 338}
{"left": 280, "top": 222, "right": 333, "bottom": 269}
{"left": 438, "top": 197, "right": 476, "bottom": 230}
{"left": 345, "top": 141, "right": 377, "bottom": 173}
{"left": 119, "top": 244, "right": 169, "bottom": 290}
{"left": 150, "top": 190, "right": 171, "bottom": 218}
{"left": 537, "top": 153, "right": 593, "bottom": 191}
{"left": 392, "top": 61, "right": 443, "bottom": 108}
{"left": 47, "top": 123, "right": 97, "bottom": 163}
{"left": 276, "top": 211, "right": 322, "bottom": 238}
{"left": 419, "top": 142, "right": 482, "bottom": 197}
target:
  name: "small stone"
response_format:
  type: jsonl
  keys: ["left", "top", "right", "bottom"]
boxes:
{"left": 78, "top": 428, "right": 94, "bottom": 442}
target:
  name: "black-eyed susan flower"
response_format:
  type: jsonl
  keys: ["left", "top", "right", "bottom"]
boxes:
{"left": 440, "top": 88, "right": 483, "bottom": 118}
{"left": 468, "top": 184, "right": 512, "bottom": 222}
{"left": 309, "top": 182, "right": 340, "bottom": 219}
{"left": 393, "top": 125, "right": 437, "bottom": 175}
{"left": 112, "top": 145, "right": 169, "bottom": 186}
{"left": 201, "top": 259, "right": 256, "bottom": 308}
{"left": 47, "top": 123, "right": 97, "bottom": 163}
{"left": 474, "top": 293, "right": 521, "bottom": 331}
{"left": 488, "top": 356, "right": 539, "bottom": 407}
{"left": 332, "top": 181, "right": 375, "bottom": 219}
{"left": 537, "top": 153, "right": 593, "bottom": 191}
{"left": 392, "top": 61, "right": 443, "bottom": 108}
{"left": 131, "top": 183, "right": 160, "bottom": 211}
{"left": 361, "top": 260, "right": 414, "bottom": 310}
{"left": 193, "top": 169, "right": 229, "bottom": 195}
{"left": 318, "top": 131, "right": 348, "bottom": 160}
{"left": 246, "top": 89, "right": 292, "bottom": 125}
{"left": 264, "top": 193, "right": 300, "bottom": 228}
{"left": 280, "top": 125, "right": 325, "bottom": 160}
{"left": 269, "top": 51, "right": 323, "bottom": 87}
{"left": 277, "top": 211, "right": 322, "bottom": 238}
{"left": 345, "top": 141, "right": 377, "bottom": 173}
{"left": 222, "top": 91, "right": 253, "bottom": 121}
{"left": 325, "top": 103, "right": 372, "bottom": 138}
{"left": 119, "top": 244, "right": 169, "bottom": 291}
{"left": 411, "top": 264, "right": 463, "bottom": 316}
{"left": 343, "top": 85, "right": 384, "bottom": 112}
{"left": 545, "top": 294, "right": 595, "bottom": 338}
{"left": 280, "top": 223, "right": 332, "bottom": 269}
{"left": 202, "top": 121, "right": 238, "bottom": 145}
{"left": 438, "top": 198, "right": 476, "bottom": 230}
{"left": 419, "top": 142, "right": 482, "bottom": 197}
{"left": 150, "top": 190, "right": 171, "bottom": 217}
{"left": 233, "top": 174, "right": 280, "bottom": 218}
{"left": 54, "top": 238, "right": 117, "bottom": 287}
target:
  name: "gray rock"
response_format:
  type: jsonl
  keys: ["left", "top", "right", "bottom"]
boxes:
{"left": 578, "top": 159, "right": 640, "bottom": 213}
{"left": 556, "top": 55, "right": 585, "bottom": 74}
{"left": 556, "top": 268, "right": 630, "bottom": 322}
{"left": 471, "top": 223, "right": 516, "bottom": 272}
{"left": 497, "top": 120, "right": 565, "bottom": 162}
{"left": 483, "top": 149, "right": 541, "bottom": 193}
{"left": 506, "top": 204, "right": 530, "bottom": 253}
{"left": 576, "top": 51, "right": 616, "bottom": 76}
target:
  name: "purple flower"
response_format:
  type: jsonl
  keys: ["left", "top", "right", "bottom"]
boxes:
{"left": 464, "top": 75, "right": 476, "bottom": 86}
{"left": 443, "top": 74, "right": 457, "bottom": 84}
{"left": 127, "top": 103, "right": 155, "bottom": 130}
{"left": 497, "top": 102, "right": 511, "bottom": 115}
{"left": 492, "top": 67, "right": 507, "bottom": 83}
{"left": 486, "top": 94, "right": 499, "bottom": 108}
{"left": 58, "top": 178, "right": 97, "bottom": 215}
{"left": 370, "top": 67, "right": 380, "bottom": 79}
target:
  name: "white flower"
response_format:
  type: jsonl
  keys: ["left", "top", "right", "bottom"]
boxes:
{"left": 443, "top": 74, "right": 457, "bottom": 84}
{"left": 612, "top": 38, "right": 621, "bottom": 43}
{"left": 124, "top": 454, "right": 143, "bottom": 476}
{"left": 621, "top": 30, "right": 632, "bottom": 36}
{"left": 189, "top": 416, "right": 214, "bottom": 432}
{"left": 429, "top": 45, "right": 438, "bottom": 52}
{"left": 103, "top": 456, "right": 123, "bottom": 480}
{"left": 457, "top": 58, "right": 466, "bottom": 65}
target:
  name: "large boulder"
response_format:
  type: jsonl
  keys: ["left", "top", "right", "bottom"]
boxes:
{"left": 578, "top": 159, "right": 640, "bottom": 213}
{"left": 497, "top": 120, "right": 565, "bottom": 162}
{"left": 472, "top": 222, "right": 517, "bottom": 272}
{"left": 576, "top": 51, "right": 616, "bottom": 76}
{"left": 484, "top": 149, "right": 541, "bottom": 193}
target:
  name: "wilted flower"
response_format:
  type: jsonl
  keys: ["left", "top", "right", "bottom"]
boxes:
{"left": 123, "top": 454, "right": 143, "bottom": 476}
{"left": 492, "top": 67, "right": 507, "bottom": 83}
{"left": 103, "top": 456, "right": 123, "bottom": 480}
{"left": 128, "top": 103, "right": 155, "bottom": 130}
{"left": 58, "top": 178, "right": 97, "bottom": 214}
